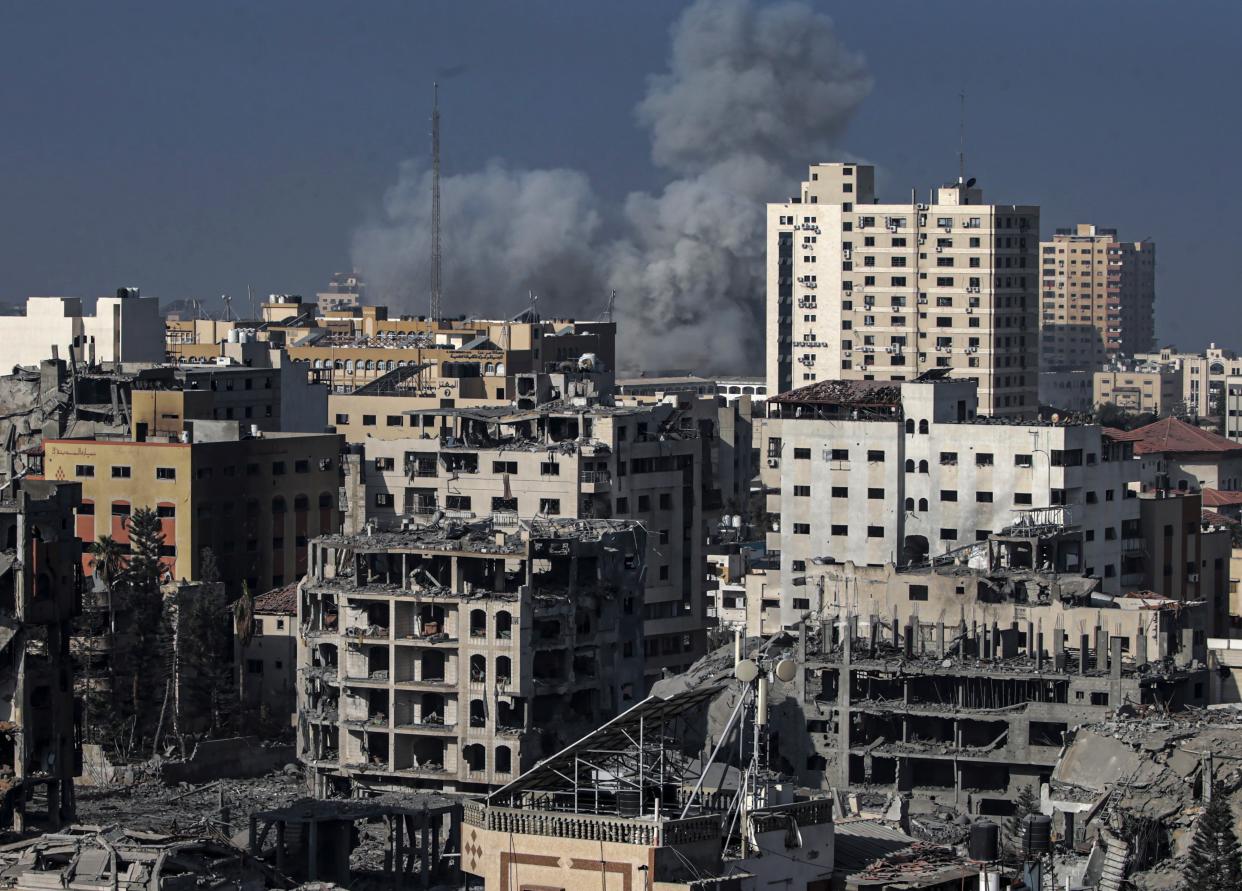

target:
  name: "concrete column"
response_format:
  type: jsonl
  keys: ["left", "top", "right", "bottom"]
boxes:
{"left": 307, "top": 820, "right": 319, "bottom": 881}
{"left": 1053, "top": 628, "right": 1065, "bottom": 671}
{"left": 938, "top": 622, "right": 946, "bottom": 659}
{"left": 1080, "top": 634, "right": 1091, "bottom": 675}
{"left": 892, "top": 612, "right": 900, "bottom": 649}
{"left": 1111, "top": 638, "right": 1123, "bottom": 680}
{"left": 420, "top": 808, "right": 431, "bottom": 888}
{"left": 1136, "top": 629, "right": 1148, "bottom": 667}
{"left": 1094, "top": 625, "right": 1105, "bottom": 670}
{"left": 903, "top": 623, "right": 913, "bottom": 659}
{"left": 1026, "top": 621, "right": 1035, "bottom": 657}
{"left": 839, "top": 614, "right": 853, "bottom": 790}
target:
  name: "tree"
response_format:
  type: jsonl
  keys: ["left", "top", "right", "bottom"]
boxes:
{"left": 121, "top": 507, "right": 172, "bottom": 750}
{"left": 175, "top": 549, "right": 234, "bottom": 738}
{"left": 1004, "top": 785, "right": 1041, "bottom": 858}
{"left": 1184, "top": 785, "right": 1242, "bottom": 891}
{"left": 88, "top": 536, "right": 124, "bottom": 589}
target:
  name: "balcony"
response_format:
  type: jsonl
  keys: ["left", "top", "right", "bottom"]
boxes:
{"left": 579, "top": 470, "right": 611, "bottom": 493}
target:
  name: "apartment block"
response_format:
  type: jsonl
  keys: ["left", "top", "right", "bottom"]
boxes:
{"left": 1108, "top": 415, "right": 1242, "bottom": 492}
{"left": 758, "top": 377, "right": 1139, "bottom": 627}
{"left": 316, "top": 270, "right": 366, "bottom": 315}
{"left": 0, "top": 289, "right": 164, "bottom": 369}
{"left": 297, "top": 517, "right": 647, "bottom": 796}
{"left": 343, "top": 401, "right": 705, "bottom": 683}
{"left": 1039, "top": 225, "right": 1155, "bottom": 372}
{"left": 236, "top": 584, "right": 299, "bottom": 728}
{"left": 41, "top": 424, "right": 342, "bottom": 593}
{"left": 1135, "top": 343, "right": 1241, "bottom": 418}
{"left": 766, "top": 163, "right": 1039, "bottom": 417}
{"left": 1093, "top": 366, "right": 1182, "bottom": 416}
{"left": 0, "top": 478, "right": 83, "bottom": 831}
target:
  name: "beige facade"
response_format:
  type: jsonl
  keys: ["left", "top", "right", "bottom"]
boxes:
{"left": 343, "top": 401, "right": 706, "bottom": 683}
{"left": 1135, "top": 343, "right": 1242, "bottom": 418}
{"left": 1039, "top": 225, "right": 1155, "bottom": 372}
{"left": 237, "top": 585, "right": 298, "bottom": 728}
{"left": 767, "top": 163, "right": 1039, "bottom": 417}
{"left": 1093, "top": 367, "right": 1182, "bottom": 415}
{"left": 41, "top": 426, "right": 342, "bottom": 594}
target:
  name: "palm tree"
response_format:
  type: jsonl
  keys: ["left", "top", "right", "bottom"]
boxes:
{"left": 88, "top": 535, "right": 124, "bottom": 588}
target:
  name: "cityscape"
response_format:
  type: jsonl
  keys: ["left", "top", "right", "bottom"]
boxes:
{"left": 0, "top": 2, "right": 1239, "bottom": 890}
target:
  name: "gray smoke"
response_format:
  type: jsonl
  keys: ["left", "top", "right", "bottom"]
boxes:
{"left": 352, "top": 0, "right": 871, "bottom": 374}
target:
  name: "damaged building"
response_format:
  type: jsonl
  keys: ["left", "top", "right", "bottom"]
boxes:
{"left": 0, "top": 478, "right": 84, "bottom": 832}
{"left": 665, "top": 527, "right": 1212, "bottom": 819}
{"left": 297, "top": 516, "right": 648, "bottom": 796}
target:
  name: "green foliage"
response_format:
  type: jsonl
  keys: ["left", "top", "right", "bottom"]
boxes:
{"left": 121, "top": 507, "right": 172, "bottom": 745}
{"left": 1183, "top": 786, "right": 1242, "bottom": 891}
{"left": 175, "top": 549, "right": 234, "bottom": 736}
{"left": 1004, "top": 786, "right": 1041, "bottom": 857}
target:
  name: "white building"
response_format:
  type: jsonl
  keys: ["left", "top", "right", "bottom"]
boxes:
{"left": 766, "top": 163, "right": 1039, "bottom": 417}
{"left": 0, "top": 290, "right": 164, "bottom": 369}
{"left": 759, "top": 376, "right": 1140, "bottom": 627}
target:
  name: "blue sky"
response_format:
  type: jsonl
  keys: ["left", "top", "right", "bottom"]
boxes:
{"left": 0, "top": 0, "right": 1235, "bottom": 351}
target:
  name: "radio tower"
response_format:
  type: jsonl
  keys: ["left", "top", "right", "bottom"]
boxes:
{"left": 430, "top": 82, "right": 442, "bottom": 322}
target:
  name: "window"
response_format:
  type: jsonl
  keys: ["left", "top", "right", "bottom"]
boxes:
{"left": 492, "top": 460, "right": 517, "bottom": 475}
{"left": 867, "top": 487, "right": 884, "bottom": 499}
{"left": 445, "top": 495, "right": 471, "bottom": 511}
{"left": 1014, "top": 492, "right": 1032, "bottom": 505}
{"left": 976, "top": 491, "right": 993, "bottom": 503}
{"left": 334, "top": 413, "right": 349, "bottom": 425}
{"left": 832, "top": 486, "right": 848, "bottom": 498}
{"left": 246, "top": 659, "right": 263, "bottom": 675}
{"left": 295, "top": 460, "right": 309, "bottom": 473}
{"left": 1014, "top": 454, "right": 1033, "bottom": 468}
{"left": 111, "top": 502, "right": 130, "bottom": 517}
{"left": 866, "top": 526, "right": 884, "bottom": 538}
{"left": 615, "top": 497, "right": 628, "bottom": 513}
{"left": 156, "top": 467, "right": 176, "bottom": 480}
{"left": 793, "top": 523, "right": 810, "bottom": 535}
{"left": 78, "top": 502, "right": 94, "bottom": 516}
{"left": 830, "top": 448, "right": 849, "bottom": 461}
{"left": 976, "top": 453, "right": 994, "bottom": 467}
{"left": 793, "top": 485, "right": 811, "bottom": 497}
{"left": 386, "top": 415, "right": 403, "bottom": 427}
{"left": 492, "top": 496, "right": 518, "bottom": 511}
{"left": 830, "top": 524, "right": 848, "bottom": 536}
{"left": 794, "top": 447, "right": 811, "bottom": 460}
{"left": 791, "top": 560, "right": 806, "bottom": 572}
{"left": 638, "top": 494, "right": 651, "bottom": 511}
{"left": 539, "top": 498, "right": 561, "bottom": 514}
{"left": 908, "top": 585, "right": 928, "bottom": 601}
{"left": 374, "top": 492, "right": 395, "bottom": 508}
{"left": 75, "top": 464, "right": 94, "bottom": 477}
{"left": 272, "top": 461, "right": 286, "bottom": 475}
{"left": 940, "top": 451, "right": 957, "bottom": 465}
{"left": 940, "top": 528, "right": 957, "bottom": 540}
{"left": 362, "top": 414, "right": 376, "bottom": 426}
{"left": 940, "top": 490, "right": 958, "bottom": 502}
{"left": 157, "top": 504, "right": 175, "bottom": 518}
{"left": 540, "top": 461, "right": 560, "bottom": 476}
{"left": 867, "top": 449, "right": 885, "bottom": 462}
{"left": 374, "top": 457, "right": 395, "bottom": 471}
{"left": 111, "top": 466, "right": 131, "bottom": 479}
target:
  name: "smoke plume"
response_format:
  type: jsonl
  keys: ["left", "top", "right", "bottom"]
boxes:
{"left": 352, "top": 0, "right": 871, "bottom": 374}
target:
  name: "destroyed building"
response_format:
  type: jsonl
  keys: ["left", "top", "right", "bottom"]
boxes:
{"left": 297, "top": 516, "right": 648, "bottom": 796}
{"left": 0, "top": 478, "right": 84, "bottom": 832}
{"left": 660, "top": 527, "right": 1213, "bottom": 819}
{"left": 344, "top": 399, "right": 708, "bottom": 683}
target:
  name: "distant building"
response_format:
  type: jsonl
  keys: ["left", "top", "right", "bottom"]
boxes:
{"left": 766, "top": 163, "right": 1039, "bottom": 417}
{"left": 1039, "top": 225, "right": 1155, "bottom": 372}
{"left": 1134, "top": 343, "right": 1242, "bottom": 418}
{"left": 1093, "top": 366, "right": 1182, "bottom": 416}
{"left": 316, "top": 271, "right": 366, "bottom": 315}
{"left": 1107, "top": 415, "right": 1242, "bottom": 492}
{"left": 0, "top": 290, "right": 163, "bottom": 369}
{"left": 1039, "top": 369, "right": 1094, "bottom": 412}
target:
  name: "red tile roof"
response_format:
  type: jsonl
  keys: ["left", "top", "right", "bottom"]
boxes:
{"left": 254, "top": 583, "right": 298, "bottom": 616}
{"left": 1200, "top": 487, "right": 1242, "bottom": 508}
{"left": 1106, "top": 417, "right": 1242, "bottom": 456}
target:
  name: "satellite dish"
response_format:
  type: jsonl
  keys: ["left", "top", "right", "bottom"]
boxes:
{"left": 774, "top": 659, "right": 798, "bottom": 683}
{"left": 734, "top": 659, "right": 759, "bottom": 683}
{"left": 966, "top": 177, "right": 977, "bottom": 188}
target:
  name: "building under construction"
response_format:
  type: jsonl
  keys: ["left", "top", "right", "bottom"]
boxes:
{"left": 0, "top": 477, "right": 84, "bottom": 831}
{"left": 668, "top": 527, "right": 1212, "bottom": 818}
{"left": 297, "top": 516, "right": 648, "bottom": 796}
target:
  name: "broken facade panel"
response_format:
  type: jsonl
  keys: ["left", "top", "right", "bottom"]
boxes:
{"left": 297, "top": 516, "right": 647, "bottom": 796}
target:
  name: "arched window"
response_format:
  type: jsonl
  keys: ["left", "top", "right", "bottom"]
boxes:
{"left": 463, "top": 744, "right": 486, "bottom": 772}
{"left": 272, "top": 496, "right": 287, "bottom": 514}
{"left": 904, "top": 498, "right": 915, "bottom": 512}
{"left": 918, "top": 419, "right": 929, "bottom": 434}
{"left": 470, "top": 609, "right": 487, "bottom": 638}
{"left": 905, "top": 419, "right": 915, "bottom": 435}
{"left": 345, "top": 360, "right": 354, "bottom": 372}
{"left": 334, "top": 359, "right": 343, "bottom": 370}
{"left": 364, "top": 360, "right": 374, "bottom": 371}
{"left": 496, "top": 655, "right": 512, "bottom": 684}
{"left": 919, "top": 460, "right": 929, "bottom": 473}
{"left": 485, "top": 362, "right": 495, "bottom": 374}
{"left": 470, "top": 654, "right": 486, "bottom": 681}
{"left": 918, "top": 498, "right": 928, "bottom": 511}
{"left": 294, "top": 494, "right": 308, "bottom": 512}
{"left": 496, "top": 363, "right": 505, "bottom": 375}
{"left": 469, "top": 699, "right": 486, "bottom": 727}
{"left": 495, "top": 611, "right": 512, "bottom": 639}
{"left": 495, "top": 745, "right": 512, "bottom": 773}
{"left": 904, "top": 459, "right": 915, "bottom": 473}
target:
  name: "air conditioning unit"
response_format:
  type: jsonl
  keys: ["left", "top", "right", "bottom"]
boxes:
{"left": 966, "top": 306, "right": 974, "bottom": 314}
{"left": 1189, "top": 573, "right": 1200, "bottom": 583}
{"left": 767, "top": 458, "right": 779, "bottom": 468}
{"left": 917, "top": 203, "right": 929, "bottom": 211}
{"left": 918, "top": 296, "right": 928, "bottom": 304}
{"left": 936, "top": 246, "right": 943, "bottom": 252}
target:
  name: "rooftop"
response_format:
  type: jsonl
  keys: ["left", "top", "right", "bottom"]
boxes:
{"left": 1105, "top": 416, "right": 1242, "bottom": 456}
{"left": 254, "top": 583, "right": 298, "bottom": 616}
{"left": 315, "top": 516, "right": 644, "bottom": 555}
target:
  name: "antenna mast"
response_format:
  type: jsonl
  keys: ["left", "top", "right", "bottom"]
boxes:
{"left": 430, "top": 82, "right": 442, "bottom": 322}
{"left": 958, "top": 90, "right": 966, "bottom": 184}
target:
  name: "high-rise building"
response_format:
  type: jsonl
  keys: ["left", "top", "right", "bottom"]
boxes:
{"left": 1039, "top": 225, "right": 1155, "bottom": 371}
{"left": 766, "top": 163, "right": 1039, "bottom": 417}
